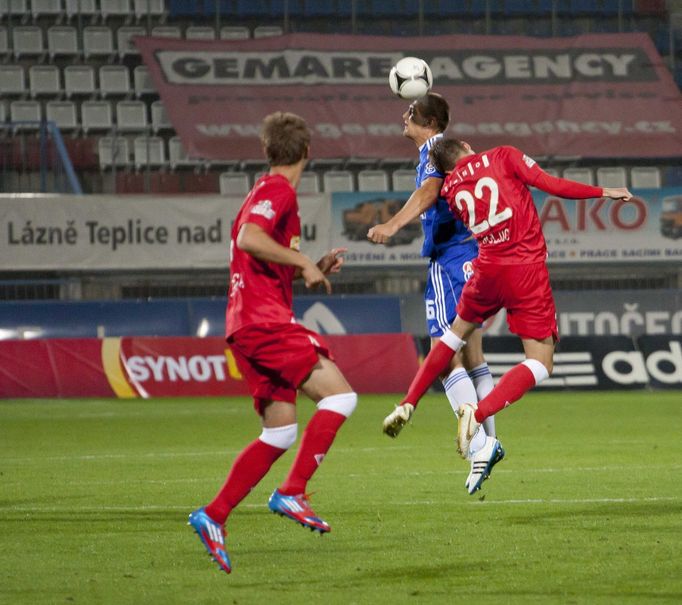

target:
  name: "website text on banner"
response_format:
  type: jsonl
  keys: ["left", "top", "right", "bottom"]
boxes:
{"left": 134, "top": 32, "right": 682, "bottom": 161}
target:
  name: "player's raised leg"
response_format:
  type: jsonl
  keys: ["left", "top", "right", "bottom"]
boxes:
{"left": 472, "top": 337, "right": 554, "bottom": 426}
{"left": 269, "top": 356, "right": 357, "bottom": 533}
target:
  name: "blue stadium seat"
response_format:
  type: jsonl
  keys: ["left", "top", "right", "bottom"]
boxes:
{"left": 367, "top": 0, "right": 418, "bottom": 17}
{"left": 571, "top": 0, "right": 604, "bottom": 14}
{"left": 235, "top": 0, "right": 287, "bottom": 18}
{"left": 303, "top": 0, "right": 351, "bottom": 17}
{"left": 435, "top": 0, "right": 484, "bottom": 17}
{"left": 526, "top": 18, "right": 553, "bottom": 36}
{"left": 168, "top": 0, "right": 208, "bottom": 17}
{"left": 505, "top": 0, "right": 552, "bottom": 16}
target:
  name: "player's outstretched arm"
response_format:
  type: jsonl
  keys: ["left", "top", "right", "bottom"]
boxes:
{"left": 367, "top": 177, "right": 441, "bottom": 244}
{"left": 602, "top": 187, "right": 632, "bottom": 201}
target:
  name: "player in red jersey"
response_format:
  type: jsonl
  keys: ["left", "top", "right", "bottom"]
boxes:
{"left": 189, "top": 112, "right": 356, "bottom": 574}
{"left": 383, "top": 138, "right": 631, "bottom": 479}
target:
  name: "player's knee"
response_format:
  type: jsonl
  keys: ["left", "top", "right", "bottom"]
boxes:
{"left": 259, "top": 423, "right": 298, "bottom": 450}
{"left": 317, "top": 392, "right": 358, "bottom": 417}
{"left": 522, "top": 358, "right": 551, "bottom": 384}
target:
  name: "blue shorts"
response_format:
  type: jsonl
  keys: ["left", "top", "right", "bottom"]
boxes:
{"left": 424, "top": 253, "right": 476, "bottom": 337}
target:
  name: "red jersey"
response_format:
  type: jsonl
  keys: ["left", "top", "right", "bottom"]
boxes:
{"left": 441, "top": 146, "right": 602, "bottom": 264}
{"left": 226, "top": 173, "right": 301, "bottom": 337}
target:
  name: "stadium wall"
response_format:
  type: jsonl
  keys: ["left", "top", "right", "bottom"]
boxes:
{"left": 0, "top": 334, "right": 680, "bottom": 399}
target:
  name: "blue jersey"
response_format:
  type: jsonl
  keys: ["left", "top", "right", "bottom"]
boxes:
{"left": 417, "top": 134, "right": 477, "bottom": 260}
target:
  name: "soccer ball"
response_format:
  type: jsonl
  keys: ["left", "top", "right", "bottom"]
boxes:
{"left": 388, "top": 56, "right": 433, "bottom": 100}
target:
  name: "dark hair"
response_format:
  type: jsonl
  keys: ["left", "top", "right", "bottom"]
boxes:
{"left": 260, "top": 111, "right": 311, "bottom": 166}
{"left": 411, "top": 92, "right": 450, "bottom": 133}
{"left": 429, "top": 138, "right": 469, "bottom": 174}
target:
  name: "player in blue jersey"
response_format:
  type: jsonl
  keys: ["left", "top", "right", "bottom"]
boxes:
{"left": 368, "top": 93, "right": 503, "bottom": 494}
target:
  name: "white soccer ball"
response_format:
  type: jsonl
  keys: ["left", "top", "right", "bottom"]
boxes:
{"left": 388, "top": 56, "right": 433, "bottom": 100}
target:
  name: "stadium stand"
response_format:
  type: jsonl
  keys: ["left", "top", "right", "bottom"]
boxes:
{"left": 630, "top": 165, "right": 662, "bottom": 188}
{"left": 596, "top": 166, "right": 629, "bottom": 187}
{"left": 99, "top": 65, "right": 131, "bottom": 98}
{"left": 185, "top": 25, "right": 216, "bottom": 39}
{"left": 219, "top": 25, "right": 250, "bottom": 39}
{"left": 28, "top": 65, "right": 62, "bottom": 98}
{"left": 358, "top": 169, "right": 390, "bottom": 192}
{"left": 298, "top": 171, "right": 320, "bottom": 194}
{"left": 82, "top": 26, "right": 115, "bottom": 59}
{"left": 47, "top": 25, "right": 79, "bottom": 59}
{"left": 81, "top": 100, "right": 113, "bottom": 133}
{"left": 64, "top": 0, "right": 98, "bottom": 20}
{"left": 64, "top": 65, "right": 96, "bottom": 97}
{"left": 323, "top": 170, "right": 355, "bottom": 192}
{"left": 0, "top": 65, "right": 26, "bottom": 97}
{"left": 562, "top": 167, "right": 595, "bottom": 185}
{"left": 0, "top": 0, "right": 679, "bottom": 201}
{"left": 45, "top": 100, "right": 79, "bottom": 132}
{"left": 9, "top": 100, "right": 42, "bottom": 128}
{"left": 98, "top": 135, "right": 130, "bottom": 168}
{"left": 219, "top": 171, "right": 250, "bottom": 195}
{"left": 391, "top": 168, "right": 415, "bottom": 191}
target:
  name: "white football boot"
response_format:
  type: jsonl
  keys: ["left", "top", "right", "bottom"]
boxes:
{"left": 465, "top": 435, "right": 506, "bottom": 495}
{"left": 382, "top": 403, "right": 414, "bottom": 438}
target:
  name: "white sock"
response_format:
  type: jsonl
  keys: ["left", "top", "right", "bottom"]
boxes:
{"left": 468, "top": 426, "right": 487, "bottom": 457}
{"left": 468, "top": 363, "right": 496, "bottom": 437}
{"left": 442, "top": 368, "right": 478, "bottom": 416}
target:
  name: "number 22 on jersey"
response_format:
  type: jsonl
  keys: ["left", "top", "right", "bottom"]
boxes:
{"left": 454, "top": 176, "right": 512, "bottom": 235}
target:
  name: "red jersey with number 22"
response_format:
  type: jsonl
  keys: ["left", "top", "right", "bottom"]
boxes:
{"left": 226, "top": 173, "right": 301, "bottom": 337}
{"left": 441, "top": 146, "right": 600, "bottom": 265}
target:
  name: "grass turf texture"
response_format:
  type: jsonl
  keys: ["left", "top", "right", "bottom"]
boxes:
{"left": 1, "top": 391, "right": 681, "bottom": 605}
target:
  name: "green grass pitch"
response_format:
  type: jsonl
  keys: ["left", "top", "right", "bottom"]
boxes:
{"left": 1, "top": 391, "right": 681, "bottom": 605}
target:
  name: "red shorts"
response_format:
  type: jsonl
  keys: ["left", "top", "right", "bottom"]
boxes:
{"left": 227, "top": 322, "right": 333, "bottom": 414}
{"left": 457, "top": 260, "right": 559, "bottom": 341}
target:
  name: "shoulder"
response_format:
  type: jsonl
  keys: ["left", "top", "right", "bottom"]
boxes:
{"left": 493, "top": 145, "right": 521, "bottom": 158}
{"left": 255, "top": 176, "right": 296, "bottom": 208}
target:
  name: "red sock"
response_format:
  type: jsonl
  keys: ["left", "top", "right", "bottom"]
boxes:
{"left": 279, "top": 410, "right": 346, "bottom": 496}
{"left": 402, "top": 340, "right": 457, "bottom": 408}
{"left": 475, "top": 363, "right": 536, "bottom": 422}
{"left": 205, "top": 438, "right": 286, "bottom": 524}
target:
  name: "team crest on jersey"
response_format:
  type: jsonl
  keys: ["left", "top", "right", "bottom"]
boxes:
{"left": 251, "top": 200, "right": 276, "bottom": 219}
{"left": 522, "top": 154, "right": 536, "bottom": 168}
{"left": 424, "top": 161, "right": 437, "bottom": 175}
{"left": 463, "top": 261, "right": 474, "bottom": 281}
{"left": 290, "top": 236, "right": 301, "bottom": 251}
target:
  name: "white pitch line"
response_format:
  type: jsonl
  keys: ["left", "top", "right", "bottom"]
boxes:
{"left": 4, "top": 496, "right": 679, "bottom": 513}
{"left": 1, "top": 503, "right": 266, "bottom": 513}
{"left": 348, "top": 463, "right": 682, "bottom": 478}
{"left": 1, "top": 445, "right": 414, "bottom": 464}
{"left": 399, "top": 496, "right": 680, "bottom": 506}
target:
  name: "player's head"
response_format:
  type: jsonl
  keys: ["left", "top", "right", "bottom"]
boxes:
{"left": 403, "top": 92, "right": 450, "bottom": 141}
{"left": 428, "top": 138, "right": 473, "bottom": 173}
{"left": 260, "top": 111, "right": 311, "bottom": 167}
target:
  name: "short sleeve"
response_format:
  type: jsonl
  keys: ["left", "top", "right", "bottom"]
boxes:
{"left": 423, "top": 159, "right": 445, "bottom": 182}
{"left": 243, "top": 182, "right": 295, "bottom": 236}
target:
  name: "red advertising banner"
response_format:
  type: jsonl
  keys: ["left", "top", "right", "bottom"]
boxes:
{"left": 135, "top": 32, "right": 682, "bottom": 160}
{"left": 0, "top": 334, "right": 419, "bottom": 399}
